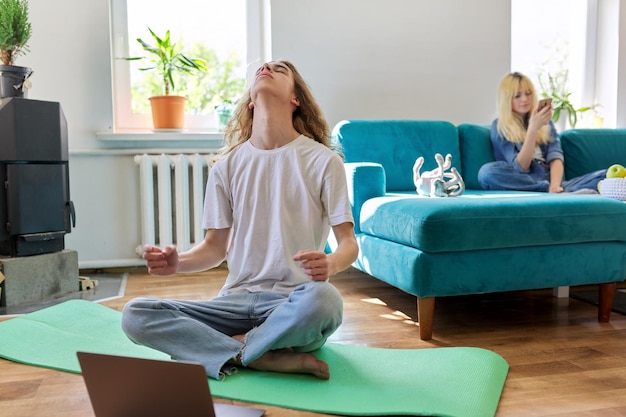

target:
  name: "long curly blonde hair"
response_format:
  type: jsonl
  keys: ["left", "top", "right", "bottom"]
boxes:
{"left": 216, "top": 60, "right": 330, "bottom": 158}
{"left": 496, "top": 72, "right": 551, "bottom": 145}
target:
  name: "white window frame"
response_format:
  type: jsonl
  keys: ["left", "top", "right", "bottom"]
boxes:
{"left": 109, "top": 0, "right": 271, "bottom": 133}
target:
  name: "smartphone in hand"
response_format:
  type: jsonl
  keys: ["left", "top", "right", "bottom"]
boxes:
{"left": 537, "top": 98, "right": 552, "bottom": 111}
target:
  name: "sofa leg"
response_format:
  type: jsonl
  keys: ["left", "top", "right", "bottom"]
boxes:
{"left": 417, "top": 297, "right": 435, "bottom": 340}
{"left": 598, "top": 282, "right": 617, "bottom": 322}
{"left": 553, "top": 286, "right": 570, "bottom": 298}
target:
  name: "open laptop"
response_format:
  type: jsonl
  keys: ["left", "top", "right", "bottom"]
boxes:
{"left": 77, "top": 351, "right": 266, "bottom": 417}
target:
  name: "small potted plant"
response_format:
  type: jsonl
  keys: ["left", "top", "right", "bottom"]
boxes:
{"left": 125, "top": 27, "right": 207, "bottom": 130}
{"left": 0, "top": 0, "right": 33, "bottom": 99}
{"left": 538, "top": 70, "right": 591, "bottom": 129}
{"left": 544, "top": 91, "right": 591, "bottom": 129}
{"left": 214, "top": 99, "right": 236, "bottom": 132}
{"left": 213, "top": 78, "right": 246, "bottom": 132}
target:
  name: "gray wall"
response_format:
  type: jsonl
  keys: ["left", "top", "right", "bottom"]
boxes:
{"left": 16, "top": 0, "right": 607, "bottom": 267}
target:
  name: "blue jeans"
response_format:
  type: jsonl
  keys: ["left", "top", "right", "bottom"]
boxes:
{"left": 121, "top": 281, "right": 343, "bottom": 379}
{"left": 478, "top": 161, "right": 606, "bottom": 192}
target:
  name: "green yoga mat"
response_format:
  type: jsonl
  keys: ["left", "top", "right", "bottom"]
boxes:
{"left": 0, "top": 300, "right": 508, "bottom": 417}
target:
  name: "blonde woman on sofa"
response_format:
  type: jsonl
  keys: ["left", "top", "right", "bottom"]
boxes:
{"left": 122, "top": 60, "right": 358, "bottom": 380}
{"left": 477, "top": 72, "right": 605, "bottom": 193}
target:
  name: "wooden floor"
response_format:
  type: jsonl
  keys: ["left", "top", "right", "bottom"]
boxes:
{"left": 1, "top": 265, "right": 626, "bottom": 417}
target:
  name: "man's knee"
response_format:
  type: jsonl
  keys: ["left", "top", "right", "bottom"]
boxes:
{"left": 291, "top": 282, "right": 343, "bottom": 327}
{"left": 296, "top": 281, "right": 342, "bottom": 307}
{"left": 121, "top": 296, "right": 156, "bottom": 340}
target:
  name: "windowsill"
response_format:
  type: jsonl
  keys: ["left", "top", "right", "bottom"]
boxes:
{"left": 96, "top": 130, "right": 224, "bottom": 141}
{"left": 95, "top": 130, "right": 225, "bottom": 152}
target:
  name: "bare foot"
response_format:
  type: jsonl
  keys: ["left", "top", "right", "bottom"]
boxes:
{"left": 247, "top": 349, "right": 330, "bottom": 380}
{"left": 229, "top": 335, "right": 329, "bottom": 379}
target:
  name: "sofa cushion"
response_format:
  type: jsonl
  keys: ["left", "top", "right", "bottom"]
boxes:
{"left": 333, "top": 119, "right": 460, "bottom": 192}
{"left": 359, "top": 190, "right": 626, "bottom": 253}
{"left": 560, "top": 128, "right": 626, "bottom": 180}
{"left": 457, "top": 124, "right": 494, "bottom": 190}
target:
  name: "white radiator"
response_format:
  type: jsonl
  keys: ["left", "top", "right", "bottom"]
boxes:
{"left": 134, "top": 154, "right": 214, "bottom": 256}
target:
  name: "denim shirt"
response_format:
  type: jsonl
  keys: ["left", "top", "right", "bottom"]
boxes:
{"left": 490, "top": 119, "right": 564, "bottom": 174}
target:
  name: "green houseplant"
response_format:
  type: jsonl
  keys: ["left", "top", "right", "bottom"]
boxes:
{"left": 214, "top": 100, "right": 235, "bottom": 132}
{"left": 0, "top": 0, "right": 33, "bottom": 98}
{"left": 542, "top": 90, "right": 591, "bottom": 129}
{"left": 125, "top": 27, "right": 207, "bottom": 129}
{"left": 538, "top": 71, "right": 591, "bottom": 129}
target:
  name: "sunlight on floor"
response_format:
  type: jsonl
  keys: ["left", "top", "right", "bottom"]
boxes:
{"left": 381, "top": 310, "right": 417, "bottom": 326}
{"left": 361, "top": 297, "right": 387, "bottom": 305}
{"left": 361, "top": 298, "right": 417, "bottom": 325}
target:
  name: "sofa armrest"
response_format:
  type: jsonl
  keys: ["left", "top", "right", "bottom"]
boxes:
{"left": 345, "top": 162, "right": 386, "bottom": 233}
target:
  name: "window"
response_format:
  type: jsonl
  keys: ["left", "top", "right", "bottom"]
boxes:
{"left": 511, "top": 0, "right": 602, "bottom": 128}
{"left": 109, "top": 0, "right": 270, "bottom": 132}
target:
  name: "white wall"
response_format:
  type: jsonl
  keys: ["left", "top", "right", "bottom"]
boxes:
{"left": 23, "top": 0, "right": 114, "bottom": 147}
{"left": 12, "top": 1, "right": 532, "bottom": 267}
{"left": 271, "top": 0, "right": 510, "bottom": 128}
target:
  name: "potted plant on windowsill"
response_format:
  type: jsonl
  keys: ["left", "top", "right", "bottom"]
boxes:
{"left": 0, "top": 0, "right": 33, "bottom": 99}
{"left": 125, "top": 27, "right": 207, "bottom": 130}
{"left": 538, "top": 69, "right": 592, "bottom": 130}
{"left": 213, "top": 78, "right": 246, "bottom": 132}
{"left": 542, "top": 90, "right": 591, "bottom": 129}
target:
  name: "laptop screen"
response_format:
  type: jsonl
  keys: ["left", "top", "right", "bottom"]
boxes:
{"left": 77, "top": 351, "right": 265, "bottom": 417}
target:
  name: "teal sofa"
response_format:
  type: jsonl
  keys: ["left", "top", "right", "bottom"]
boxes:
{"left": 332, "top": 120, "right": 626, "bottom": 340}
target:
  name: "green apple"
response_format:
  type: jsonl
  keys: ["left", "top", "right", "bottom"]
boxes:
{"left": 606, "top": 164, "right": 626, "bottom": 178}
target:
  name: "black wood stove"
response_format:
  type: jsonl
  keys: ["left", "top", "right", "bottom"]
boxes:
{"left": 0, "top": 97, "right": 75, "bottom": 257}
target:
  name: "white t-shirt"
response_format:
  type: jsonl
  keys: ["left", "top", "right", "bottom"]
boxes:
{"left": 534, "top": 145, "right": 545, "bottom": 162}
{"left": 202, "top": 135, "right": 354, "bottom": 296}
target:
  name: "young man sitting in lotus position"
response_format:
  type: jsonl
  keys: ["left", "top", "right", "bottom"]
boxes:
{"left": 121, "top": 60, "right": 358, "bottom": 380}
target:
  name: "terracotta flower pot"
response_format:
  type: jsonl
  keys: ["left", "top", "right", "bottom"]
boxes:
{"left": 149, "top": 95, "right": 186, "bottom": 129}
